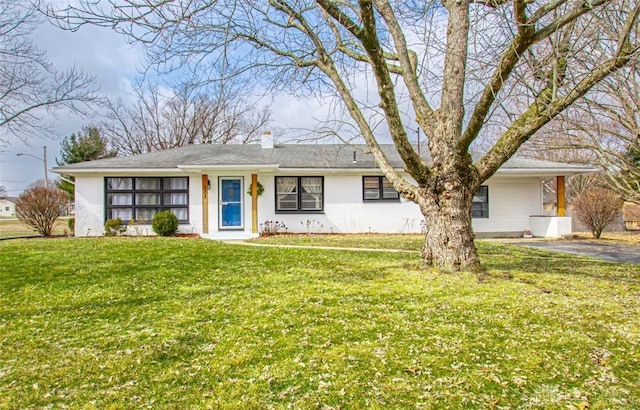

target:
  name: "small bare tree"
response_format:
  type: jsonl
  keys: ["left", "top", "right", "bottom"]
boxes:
{"left": 16, "top": 183, "right": 69, "bottom": 237}
{"left": 572, "top": 188, "right": 623, "bottom": 238}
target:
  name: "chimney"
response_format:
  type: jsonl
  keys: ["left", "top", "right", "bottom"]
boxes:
{"left": 261, "top": 131, "right": 274, "bottom": 149}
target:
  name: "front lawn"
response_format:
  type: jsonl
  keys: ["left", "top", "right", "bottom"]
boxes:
{"left": 250, "top": 233, "right": 425, "bottom": 250}
{"left": 1, "top": 237, "right": 638, "bottom": 408}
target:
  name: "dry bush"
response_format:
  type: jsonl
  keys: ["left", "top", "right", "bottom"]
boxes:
{"left": 623, "top": 202, "right": 640, "bottom": 221}
{"left": 572, "top": 188, "right": 623, "bottom": 239}
{"left": 16, "top": 184, "right": 69, "bottom": 237}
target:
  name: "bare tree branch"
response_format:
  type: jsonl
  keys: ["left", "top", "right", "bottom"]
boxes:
{"left": 101, "top": 81, "right": 272, "bottom": 155}
{"left": 48, "top": 0, "right": 640, "bottom": 271}
{"left": 0, "top": 0, "right": 99, "bottom": 144}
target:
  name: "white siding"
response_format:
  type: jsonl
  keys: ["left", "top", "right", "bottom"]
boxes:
{"left": 74, "top": 175, "right": 105, "bottom": 236}
{"left": 257, "top": 174, "right": 544, "bottom": 235}
{"left": 0, "top": 199, "right": 16, "bottom": 217}
{"left": 73, "top": 173, "right": 202, "bottom": 237}
{"left": 472, "top": 177, "right": 543, "bottom": 234}
{"left": 256, "top": 174, "right": 424, "bottom": 234}
{"left": 73, "top": 172, "right": 544, "bottom": 237}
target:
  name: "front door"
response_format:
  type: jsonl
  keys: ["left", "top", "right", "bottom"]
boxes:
{"left": 219, "top": 177, "right": 243, "bottom": 229}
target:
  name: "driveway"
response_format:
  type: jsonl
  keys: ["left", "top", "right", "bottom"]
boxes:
{"left": 512, "top": 240, "right": 640, "bottom": 264}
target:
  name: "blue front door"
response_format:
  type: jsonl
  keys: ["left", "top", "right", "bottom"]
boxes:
{"left": 220, "top": 178, "right": 243, "bottom": 229}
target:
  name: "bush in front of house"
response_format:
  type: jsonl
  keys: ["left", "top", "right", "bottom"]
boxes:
{"left": 104, "top": 218, "right": 127, "bottom": 236}
{"left": 16, "top": 183, "right": 69, "bottom": 237}
{"left": 152, "top": 211, "right": 179, "bottom": 236}
{"left": 572, "top": 188, "right": 622, "bottom": 238}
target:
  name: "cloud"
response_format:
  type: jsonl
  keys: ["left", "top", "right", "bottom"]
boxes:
{"left": 0, "top": 18, "right": 145, "bottom": 196}
{"left": 35, "top": 21, "right": 142, "bottom": 98}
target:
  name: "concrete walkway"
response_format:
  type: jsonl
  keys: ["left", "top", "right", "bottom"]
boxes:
{"left": 509, "top": 240, "right": 640, "bottom": 264}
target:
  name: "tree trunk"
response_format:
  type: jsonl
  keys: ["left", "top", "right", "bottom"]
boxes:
{"left": 418, "top": 183, "right": 481, "bottom": 272}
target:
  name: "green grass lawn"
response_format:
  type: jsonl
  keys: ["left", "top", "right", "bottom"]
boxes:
{"left": 1, "top": 237, "right": 638, "bottom": 408}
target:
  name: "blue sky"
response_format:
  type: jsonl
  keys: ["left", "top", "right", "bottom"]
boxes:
{"left": 0, "top": 17, "right": 141, "bottom": 196}
{"left": 0, "top": 2, "right": 418, "bottom": 197}
{"left": 0, "top": 16, "right": 331, "bottom": 196}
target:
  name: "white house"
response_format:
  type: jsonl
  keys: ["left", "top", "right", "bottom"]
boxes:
{"left": 53, "top": 137, "right": 594, "bottom": 239}
{"left": 0, "top": 198, "right": 17, "bottom": 218}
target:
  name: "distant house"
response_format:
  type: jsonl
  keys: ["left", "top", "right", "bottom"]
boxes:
{"left": 53, "top": 134, "right": 595, "bottom": 239}
{"left": 0, "top": 198, "right": 17, "bottom": 218}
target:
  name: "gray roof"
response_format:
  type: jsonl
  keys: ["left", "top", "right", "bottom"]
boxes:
{"left": 52, "top": 143, "right": 596, "bottom": 174}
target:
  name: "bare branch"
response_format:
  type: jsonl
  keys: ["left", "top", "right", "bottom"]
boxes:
{"left": 48, "top": 0, "right": 640, "bottom": 270}
{"left": 373, "top": 0, "right": 438, "bottom": 138}
{"left": 0, "top": 1, "right": 99, "bottom": 144}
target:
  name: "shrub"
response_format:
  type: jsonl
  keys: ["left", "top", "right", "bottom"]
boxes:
{"left": 67, "top": 218, "right": 75, "bottom": 234}
{"left": 16, "top": 183, "right": 69, "bottom": 237}
{"left": 104, "top": 218, "right": 127, "bottom": 236}
{"left": 152, "top": 211, "right": 179, "bottom": 236}
{"left": 300, "top": 218, "right": 323, "bottom": 234}
{"left": 572, "top": 188, "right": 622, "bottom": 238}
{"left": 260, "top": 220, "right": 286, "bottom": 236}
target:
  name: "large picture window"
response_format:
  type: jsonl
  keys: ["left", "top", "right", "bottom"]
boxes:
{"left": 275, "top": 176, "right": 323, "bottom": 213}
{"left": 363, "top": 176, "right": 399, "bottom": 201}
{"left": 472, "top": 186, "right": 489, "bottom": 218}
{"left": 105, "top": 177, "right": 189, "bottom": 223}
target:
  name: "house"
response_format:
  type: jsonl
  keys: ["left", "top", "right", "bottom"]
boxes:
{"left": 0, "top": 198, "right": 17, "bottom": 218}
{"left": 52, "top": 135, "right": 595, "bottom": 239}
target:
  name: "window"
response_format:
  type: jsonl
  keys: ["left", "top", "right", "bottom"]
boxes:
{"left": 105, "top": 177, "right": 189, "bottom": 223}
{"left": 472, "top": 186, "right": 488, "bottom": 218}
{"left": 275, "top": 176, "right": 323, "bottom": 212}
{"left": 363, "top": 176, "right": 399, "bottom": 201}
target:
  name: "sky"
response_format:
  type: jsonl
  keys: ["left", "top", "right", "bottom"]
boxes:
{"left": 0, "top": 11, "right": 333, "bottom": 197}
{"left": 0, "top": 2, "right": 423, "bottom": 198}
{"left": 0, "top": 15, "right": 142, "bottom": 196}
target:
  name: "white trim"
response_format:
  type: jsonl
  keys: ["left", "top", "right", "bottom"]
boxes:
{"left": 275, "top": 167, "right": 406, "bottom": 175}
{"left": 219, "top": 177, "right": 244, "bottom": 230}
{"left": 496, "top": 167, "right": 598, "bottom": 176}
{"left": 178, "top": 164, "right": 279, "bottom": 172}
{"left": 55, "top": 166, "right": 596, "bottom": 177}
{"left": 52, "top": 168, "right": 184, "bottom": 175}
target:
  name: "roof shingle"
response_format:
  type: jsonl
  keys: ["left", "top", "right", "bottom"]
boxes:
{"left": 52, "top": 143, "right": 595, "bottom": 173}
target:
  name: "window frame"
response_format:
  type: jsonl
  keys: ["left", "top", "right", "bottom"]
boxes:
{"left": 275, "top": 176, "right": 324, "bottom": 214}
{"left": 471, "top": 185, "right": 489, "bottom": 219}
{"left": 104, "top": 176, "right": 190, "bottom": 223}
{"left": 362, "top": 176, "right": 400, "bottom": 202}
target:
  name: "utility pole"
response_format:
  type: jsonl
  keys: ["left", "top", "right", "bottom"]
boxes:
{"left": 43, "top": 145, "right": 48, "bottom": 187}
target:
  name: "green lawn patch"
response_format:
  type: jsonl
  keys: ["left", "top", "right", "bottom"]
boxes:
{"left": 249, "top": 233, "right": 425, "bottom": 251}
{"left": 1, "top": 237, "right": 638, "bottom": 408}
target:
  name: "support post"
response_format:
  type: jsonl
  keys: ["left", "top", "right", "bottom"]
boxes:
{"left": 202, "top": 175, "right": 209, "bottom": 234}
{"left": 557, "top": 175, "right": 566, "bottom": 217}
{"left": 251, "top": 174, "right": 258, "bottom": 234}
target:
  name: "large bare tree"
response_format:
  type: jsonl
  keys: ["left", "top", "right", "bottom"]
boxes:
{"left": 102, "top": 82, "right": 272, "bottom": 155}
{"left": 0, "top": 0, "right": 98, "bottom": 145}
{"left": 53, "top": 0, "right": 639, "bottom": 271}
